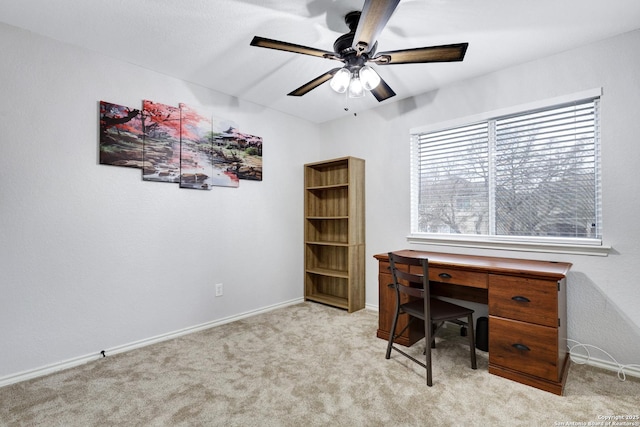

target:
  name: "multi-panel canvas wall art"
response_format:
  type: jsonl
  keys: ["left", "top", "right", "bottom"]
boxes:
{"left": 98, "top": 99, "right": 263, "bottom": 190}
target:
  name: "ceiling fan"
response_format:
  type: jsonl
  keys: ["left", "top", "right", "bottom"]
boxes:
{"left": 250, "top": 0, "right": 468, "bottom": 102}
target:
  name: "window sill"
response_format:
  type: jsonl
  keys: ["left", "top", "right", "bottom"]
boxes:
{"left": 406, "top": 234, "right": 611, "bottom": 257}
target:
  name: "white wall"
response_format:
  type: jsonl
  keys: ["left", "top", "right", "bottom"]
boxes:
{"left": 319, "top": 29, "right": 640, "bottom": 367}
{"left": 0, "top": 23, "right": 320, "bottom": 381}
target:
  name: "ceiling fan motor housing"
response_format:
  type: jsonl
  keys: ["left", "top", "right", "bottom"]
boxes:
{"left": 333, "top": 11, "right": 376, "bottom": 70}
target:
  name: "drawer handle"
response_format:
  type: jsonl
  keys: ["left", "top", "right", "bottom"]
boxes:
{"left": 438, "top": 273, "right": 452, "bottom": 279}
{"left": 511, "top": 295, "right": 531, "bottom": 303}
{"left": 511, "top": 343, "right": 531, "bottom": 352}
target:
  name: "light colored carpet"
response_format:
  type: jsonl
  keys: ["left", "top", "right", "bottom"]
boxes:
{"left": 1, "top": 302, "right": 639, "bottom": 426}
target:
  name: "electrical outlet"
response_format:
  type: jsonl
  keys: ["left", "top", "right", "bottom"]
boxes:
{"left": 215, "top": 283, "right": 223, "bottom": 297}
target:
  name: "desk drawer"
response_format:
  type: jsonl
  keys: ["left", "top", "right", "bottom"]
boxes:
{"left": 489, "top": 316, "right": 560, "bottom": 382}
{"left": 428, "top": 267, "right": 488, "bottom": 289}
{"left": 379, "top": 260, "right": 488, "bottom": 289}
{"left": 378, "top": 260, "right": 396, "bottom": 274}
{"left": 489, "top": 275, "right": 558, "bottom": 327}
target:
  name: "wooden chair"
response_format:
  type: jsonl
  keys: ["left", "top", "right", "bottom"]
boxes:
{"left": 385, "top": 252, "right": 477, "bottom": 385}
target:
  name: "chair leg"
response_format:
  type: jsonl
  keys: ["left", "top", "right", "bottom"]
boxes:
{"left": 425, "top": 319, "right": 433, "bottom": 386}
{"left": 385, "top": 306, "right": 401, "bottom": 359}
{"left": 467, "top": 314, "right": 477, "bottom": 370}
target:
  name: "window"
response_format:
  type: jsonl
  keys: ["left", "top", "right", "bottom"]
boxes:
{"left": 410, "top": 94, "right": 602, "bottom": 251}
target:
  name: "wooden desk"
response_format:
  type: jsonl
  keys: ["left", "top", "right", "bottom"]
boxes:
{"left": 374, "top": 250, "right": 572, "bottom": 395}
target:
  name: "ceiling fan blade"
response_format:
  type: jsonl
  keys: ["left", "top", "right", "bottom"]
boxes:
{"left": 288, "top": 68, "right": 342, "bottom": 97}
{"left": 250, "top": 36, "right": 339, "bottom": 60}
{"left": 372, "top": 43, "right": 469, "bottom": 65}
{"left": 370, "top": 76, "right": 396, "bottom": 102}
{"left": 352, "top": 0, "right": 401, "bottom": 55}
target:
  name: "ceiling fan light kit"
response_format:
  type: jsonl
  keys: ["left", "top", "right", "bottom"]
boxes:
{"left": 329, "top": 65, "right": 380, "bottom": 98}
{"left": 250, "top": 0, "right": 468, "bottom": 104}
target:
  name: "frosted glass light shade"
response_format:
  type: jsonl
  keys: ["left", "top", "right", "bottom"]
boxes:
{"left": 329, "top": 68, "right": 351, "bottom": 93}
{"left": 360, "top": 65, "right": 381, "bottom": 90}
{"left": 348, "top": 76, "right": 365, "bottom": 98}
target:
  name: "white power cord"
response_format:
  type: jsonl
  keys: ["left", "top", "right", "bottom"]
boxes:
{"left": 567, "top": 338, "right": 640, "bottom": 381}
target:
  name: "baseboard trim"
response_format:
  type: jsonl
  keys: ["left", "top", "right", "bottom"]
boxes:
{"left": 0, "top": 298, "right": 304, "bottom": 388}
{"left": 569, "top": 353, "right": 640, "bottom": 380}
{"left": 365, "top": 303, "right": 379, "bottom": 312}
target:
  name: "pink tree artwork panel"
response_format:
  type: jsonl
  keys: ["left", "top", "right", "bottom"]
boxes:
{"left": 99, "top": 101, "right": 143, "bottom": 168}
{"left": 142, "top": 100, "right": 181, "bottom": 183}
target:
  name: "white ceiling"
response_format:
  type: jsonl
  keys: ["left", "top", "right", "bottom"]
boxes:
{"left": 2, "top": 0, "right": 640, "bottom": 123}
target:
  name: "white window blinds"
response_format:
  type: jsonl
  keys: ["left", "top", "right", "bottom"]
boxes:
{"left": 412, "top": 97, "right": 601, "bottom": 243}
{"left": 416, "top": 122, "right": 489, "bottom": 235}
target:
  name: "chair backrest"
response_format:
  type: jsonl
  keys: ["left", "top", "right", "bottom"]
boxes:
{"left": 388, "top": 252, "right": 430, "bottom": 300}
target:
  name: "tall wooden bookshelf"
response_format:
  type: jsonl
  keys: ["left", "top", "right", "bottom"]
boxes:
{"left": 304, "top": 156, "right": 365, "bottom": 313}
